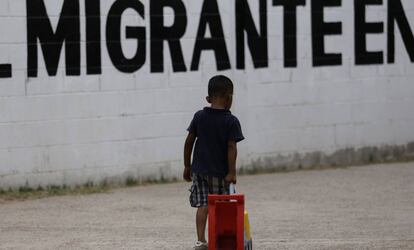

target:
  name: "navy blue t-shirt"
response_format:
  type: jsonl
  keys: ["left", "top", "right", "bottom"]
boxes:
{"left": 187, "top": 107, "right": 245, "bottom": 178}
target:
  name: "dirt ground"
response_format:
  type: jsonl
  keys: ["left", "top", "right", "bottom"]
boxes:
{"left": 1, "top": 162, "right": 414, "bottom": 250}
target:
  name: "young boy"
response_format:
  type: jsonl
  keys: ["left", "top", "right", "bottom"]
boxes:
{"left": 183, "top": 75, "right": 244, "bottom": 250}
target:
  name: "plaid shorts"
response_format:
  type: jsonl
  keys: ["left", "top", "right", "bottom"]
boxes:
{"left": 189, "top": 173, "right": 230, "bottom": 208}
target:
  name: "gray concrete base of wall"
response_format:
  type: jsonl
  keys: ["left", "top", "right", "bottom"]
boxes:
{"left": 240, "top": 142, "right": 414, "bottom": 174}
{"left": 1, "top": 142, "right": 414, "bottom": 190}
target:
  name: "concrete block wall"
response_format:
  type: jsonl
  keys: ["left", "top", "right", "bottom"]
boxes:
{"left": 0, "top": 0, "right": 413, "bottom": 188}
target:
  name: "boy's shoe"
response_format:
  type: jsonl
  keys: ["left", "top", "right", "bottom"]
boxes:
{"left": 193, "top": 241, "right": 208, "bottom": 250}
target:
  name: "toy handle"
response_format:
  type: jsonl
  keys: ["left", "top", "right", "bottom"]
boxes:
{"left": 229, "top": 183, "right": 236, "bottom": 194}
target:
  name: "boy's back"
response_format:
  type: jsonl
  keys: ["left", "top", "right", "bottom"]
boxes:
{"left": 188, "top": 107, "right": 244, "bottom": 178}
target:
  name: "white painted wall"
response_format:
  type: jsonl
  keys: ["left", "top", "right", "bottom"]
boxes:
{"left": 0, "top": 0, "right": 413, "bottom": 188}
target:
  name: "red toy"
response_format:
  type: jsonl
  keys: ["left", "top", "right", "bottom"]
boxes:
{"left": 208, "top": 193, "right": 245, "bottom": 250}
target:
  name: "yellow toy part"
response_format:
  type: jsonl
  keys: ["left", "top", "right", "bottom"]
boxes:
{"left": 244, "top": 210, "right": 253, "bottom": 250}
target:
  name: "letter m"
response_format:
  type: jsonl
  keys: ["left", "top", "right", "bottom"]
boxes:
{"left": 27, "top": 0, "right": 80, "bottom": 77}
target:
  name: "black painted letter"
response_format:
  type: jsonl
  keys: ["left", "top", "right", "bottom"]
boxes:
{"left": 0, "top": 64, "right": 12, "bottom": 78}
{"left": 236, "top": 0, "right": 268, "bottom": 69}
{"left": 150, "top": 0, "right": 187, "bottom": 73}
{"left": 106, "top": 0, "right": 146, "bottom": 73}
{"left": 355, "top": 0, "right": 384, "bottom": 65}
{"left": 85, "top": 0, "right": 101, "bottom": 75}
{"left": 387, "top": 0, "right": 414, "bottom": 63}
{"left": 27, "top": 0, "right": 80, "bottom": 77}
{"left": 191, "top": 0, "right": 231, "bottom": 71}
{"left": 312, "top": 0, "right": 342, "bottom": 66}
{"left": 273, "top": 0, "right": 306, "bottom": 67}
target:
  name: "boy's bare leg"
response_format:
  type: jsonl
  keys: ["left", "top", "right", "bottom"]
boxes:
{"left": 196, "top": 206, "right": 209, "bottom": 242}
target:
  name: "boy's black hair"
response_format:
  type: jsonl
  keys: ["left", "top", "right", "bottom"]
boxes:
{"left": 208, "top": 75, "right": 233, "bottom": 98}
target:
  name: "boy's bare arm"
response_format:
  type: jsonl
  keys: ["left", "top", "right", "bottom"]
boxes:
{"left": 225, "top": 140, "right": 237, "bottom": 184}
{"left": 183, "top": 132, "right": 196, "bottom": 182}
